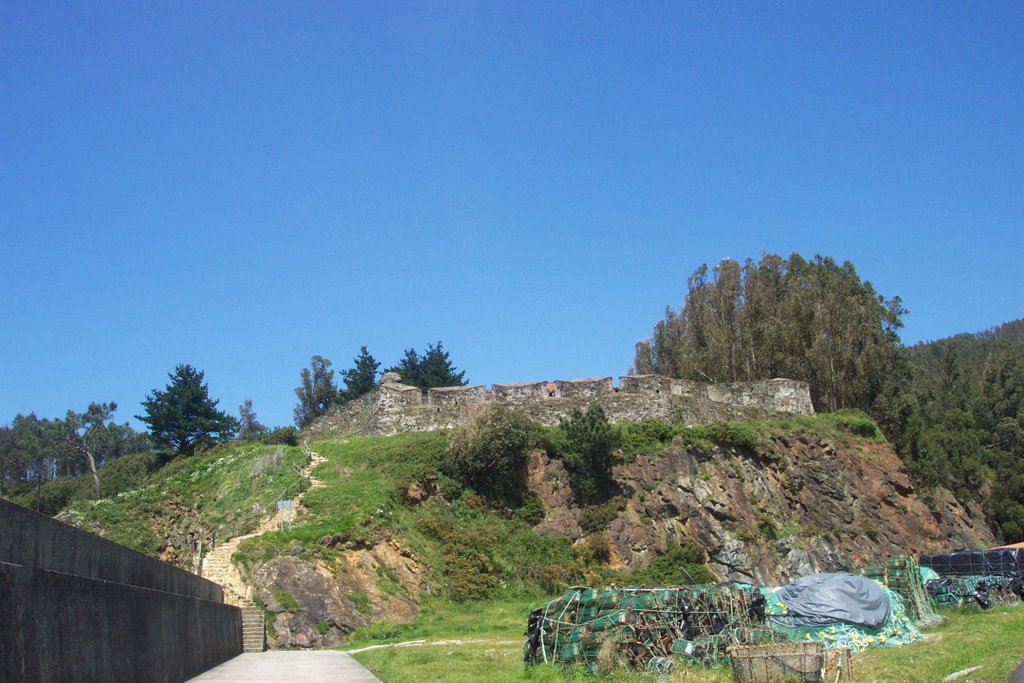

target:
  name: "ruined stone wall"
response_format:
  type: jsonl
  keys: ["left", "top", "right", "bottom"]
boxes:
{"left": 306, "top": 375, "right": 814, "bottom": 440}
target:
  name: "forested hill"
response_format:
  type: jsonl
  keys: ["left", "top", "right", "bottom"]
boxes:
{"left": 893, "top": 318, "right": 1024, "bottom": 541}
{"left": 633, "top": 253, "right": 1022, "bottom": 543}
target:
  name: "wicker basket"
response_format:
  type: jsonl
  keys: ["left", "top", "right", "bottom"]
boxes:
{"left": 727, "top": 642, "right": 824, "bottom": 683}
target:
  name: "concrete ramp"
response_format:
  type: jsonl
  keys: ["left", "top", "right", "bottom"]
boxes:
{"left": 187, "top": 651, "right": 380, "bottom": 682}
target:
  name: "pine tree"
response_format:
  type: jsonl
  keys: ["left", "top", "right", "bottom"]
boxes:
{"left": 137, "top": 365, "right": 238, "bottom": 455}
{"left": 339, "top": 346, "right": 380, "bottom": 403}
{"left": 386, "top": 342, "right": 466, "bottom": 391}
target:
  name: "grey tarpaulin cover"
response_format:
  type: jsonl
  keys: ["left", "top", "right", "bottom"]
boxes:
{"left": 770, "top": 572, "right": 891, "bottom": 628}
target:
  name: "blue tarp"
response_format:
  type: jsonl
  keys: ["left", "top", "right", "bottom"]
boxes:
{"left": 769, "top": 572, "right": 891, "bottom": 628}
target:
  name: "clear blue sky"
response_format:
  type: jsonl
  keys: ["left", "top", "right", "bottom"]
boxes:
{"left": 2, "top": 2, "right": 1022, "bottom": 430}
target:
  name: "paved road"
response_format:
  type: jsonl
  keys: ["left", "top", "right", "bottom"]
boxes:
{"left": 1011, "top": 658, "right": 1024, "bottom": 683}
{"left": 188, "top": 651, "right": 381, "bottom": 682}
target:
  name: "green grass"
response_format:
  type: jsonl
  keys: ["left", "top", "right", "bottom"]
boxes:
{"left": 55, "top": 442, "right": 308, "bottom": 558}
{"left": 618, "top": 410, "right": 883, "bottom": 463}
{"left": 855, "top": 605, "right": 1024, "bottom": 682}
{"left": 350, "top": 604, "right": 1024, "bottom": 682}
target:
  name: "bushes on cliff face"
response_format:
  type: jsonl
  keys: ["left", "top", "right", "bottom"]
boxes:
{"left": 629, "top": 540, "right": 716, "bottom": 586}
{"left": 559, "top": 403, "right": 621, "bottom": 502}
{"left": 415, "top": 497, "right": 577, "bottom": 600}
{"left": 443, "top": 405, "right": 532, "bottom": 501}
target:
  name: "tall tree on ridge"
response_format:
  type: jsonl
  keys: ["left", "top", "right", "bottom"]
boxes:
{"left": 294, "top": 355, "right": 338, "bottom": 427}
{"left": 386, "top": 341, "right": 466, "bottom": 392}
{"left": 633, "top": 253, "right": 908, "bottom": 419}
{"left": 339, "top": 346, "right": 381, "bottom": 403}
{"left": 137, "top": 365, "right": 238, "bottom": 455}
{"left": 64, "top": 402, "right": 118, "bottom": 498}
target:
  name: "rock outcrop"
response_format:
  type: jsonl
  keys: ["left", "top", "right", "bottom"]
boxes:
{"left": 250, "top": 537, "right": 426, "bottom": 649}
{"left": 528, "top": 434, "right": 992, "bottom": 586}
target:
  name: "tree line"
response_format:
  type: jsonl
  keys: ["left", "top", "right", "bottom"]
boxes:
{"left": 1, "top": 342, "right": 468, "bottom": 510}
{"left": 293, "top": 341, "right": 466, "bottom": 427}
{"left": 633, "top": 253, "right": 1023, "bottom": 541}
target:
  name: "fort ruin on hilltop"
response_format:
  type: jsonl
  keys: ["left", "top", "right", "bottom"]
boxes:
{"left": 305, "top": 374, "right": 815, "bottom": 439}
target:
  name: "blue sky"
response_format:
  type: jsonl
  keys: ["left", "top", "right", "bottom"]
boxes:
{"left": 2, "top": 2, "right": 1022, "bottom": 430}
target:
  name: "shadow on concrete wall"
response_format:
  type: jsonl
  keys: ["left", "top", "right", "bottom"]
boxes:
{"left": 0, "top": 498, "right": 241, "bottom": 683}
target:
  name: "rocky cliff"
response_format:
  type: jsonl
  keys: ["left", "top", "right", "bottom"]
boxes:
{"left": 529, "top": 432, "right": 991, "bottom": 585}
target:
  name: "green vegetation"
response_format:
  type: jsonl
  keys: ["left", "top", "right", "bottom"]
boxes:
{"left": 633, "top": 253, "right": 907, "bottom": 418}
{"left": 339, "top": 346, "right": 381, "bottom": 403}
{"left": 632, "top": 251, "right": 1023, "bottom": 542}
{"left": 558, "top": 403, "right": 620, "bottom": 502}
{"left": 892, "top": 320, "right": 1024, "bottom": 541}
{"left": 619, "top": 411, "right": 883, "bottom": 464}
{"left": 52, "top": 442, "right": 307, "bottom": 558}
{"left": 578, "top": 497, "right": 626, "bottom": 534}
{"left": 137, "top": 364, "right": 238, "bottom": 455}
{"left": 237, "top": 399, "right": 268, "bottom": 440}
{"left": 294, "top": 354, "right": 339, "bottom": 427}
{"left": 444, "top": 405, "right": 533, "bottom": 501}
{"left": 385, "top": 341, "right": 467, "bottom": 392}
{"left": 627, "top": 539, "right": 716, "bottom": 586}
{"left": 272, "top": 588, "right": 300, "bottom": 611}
{"left": 1, "top": 405, "right": 149, "bottom": 510}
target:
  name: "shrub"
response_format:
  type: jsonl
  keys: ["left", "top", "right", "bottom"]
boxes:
{"left": 757, "top": 513, "right": 779, "bottom": 540}
{"left": 358, "top": 620, "right": 402, "bottom": 641}
{"left": 444, "top": 541, "right": 498, "bottom": 601}
{"left": 620, "top": 419, "right": 675, "bottom": 460}
{"left": 559, "top": 403, "right": 621, "bottom": 502}
{"left": 263, "top": 426, "right": 299, "bottom": 446}
{"left": 574, "top": 532, "right": 614, "bottom": 566}
{"left": 444, "top": 405, "right": 533, "bottom": 500}
{"left": 578, "top": 497, "right": 626, "bottom": 534}
{"left": 631, "top": 539, "right": 716, "bottom": 586}
{"left": 705, "top": 423, "right": 759, "bottom": 451}
{"left": 511, "top": 493, "right": 545, "bottom": 526}
{"left": 832, "top": 410, "right": 883, "bottom": 440}
{"left": 33, "top": 478, "right": 81, "bottom": 515}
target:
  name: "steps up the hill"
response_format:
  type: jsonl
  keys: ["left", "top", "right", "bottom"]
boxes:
{"left": 200, "top": 447, "right": 329, "bottom": 609}
{"left": 241, "top": 606, "right": 266, "bottom": 652}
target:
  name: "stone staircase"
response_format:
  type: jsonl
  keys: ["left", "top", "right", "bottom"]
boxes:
{"left": 200, "top": 444, "right": 328, "bottom": 610}
{"left": 241, "top": 606, "right": 266, "bottom": 652}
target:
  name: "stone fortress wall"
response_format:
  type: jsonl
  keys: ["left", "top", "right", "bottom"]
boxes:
{"left": 306, "top": 373, "right": 815, "bottom": 439}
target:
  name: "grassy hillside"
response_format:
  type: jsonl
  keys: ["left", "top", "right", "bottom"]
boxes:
{"left": 44, "top": 410, "right": 898, "bottom": 603}
{"left": 54, "top": 442, "right": 308, "bottom": 561}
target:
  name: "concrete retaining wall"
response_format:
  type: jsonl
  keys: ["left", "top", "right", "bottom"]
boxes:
{"left": 0, "top": 499, "right": 241, "bottom": 683}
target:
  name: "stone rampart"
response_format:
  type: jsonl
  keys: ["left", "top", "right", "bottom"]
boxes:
{"left": 306, "top": 374, "right": 814, "bottom": 440}
{"left": 0, "top": 499, "right": 241, "bottom": 682}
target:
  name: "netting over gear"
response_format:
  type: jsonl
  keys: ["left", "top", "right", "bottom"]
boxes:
{"left": 856, "top": 556, "right": 942, "bottom": 628}
{"left": 926, "top": 574, "right": 1024, "bottom": 608}
{"left": 920, "top": 547, "right": 1024, "bottom": 578}
{"left": 522, "top": 579, "right": 922, "bottom": 675}
{"left": 523, "top": 584, "right": 782, "bottom": 673}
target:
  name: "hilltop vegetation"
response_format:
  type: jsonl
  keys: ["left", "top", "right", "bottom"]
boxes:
{"left": 635, "top": 253, "right": 1023, "bottom": 542}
